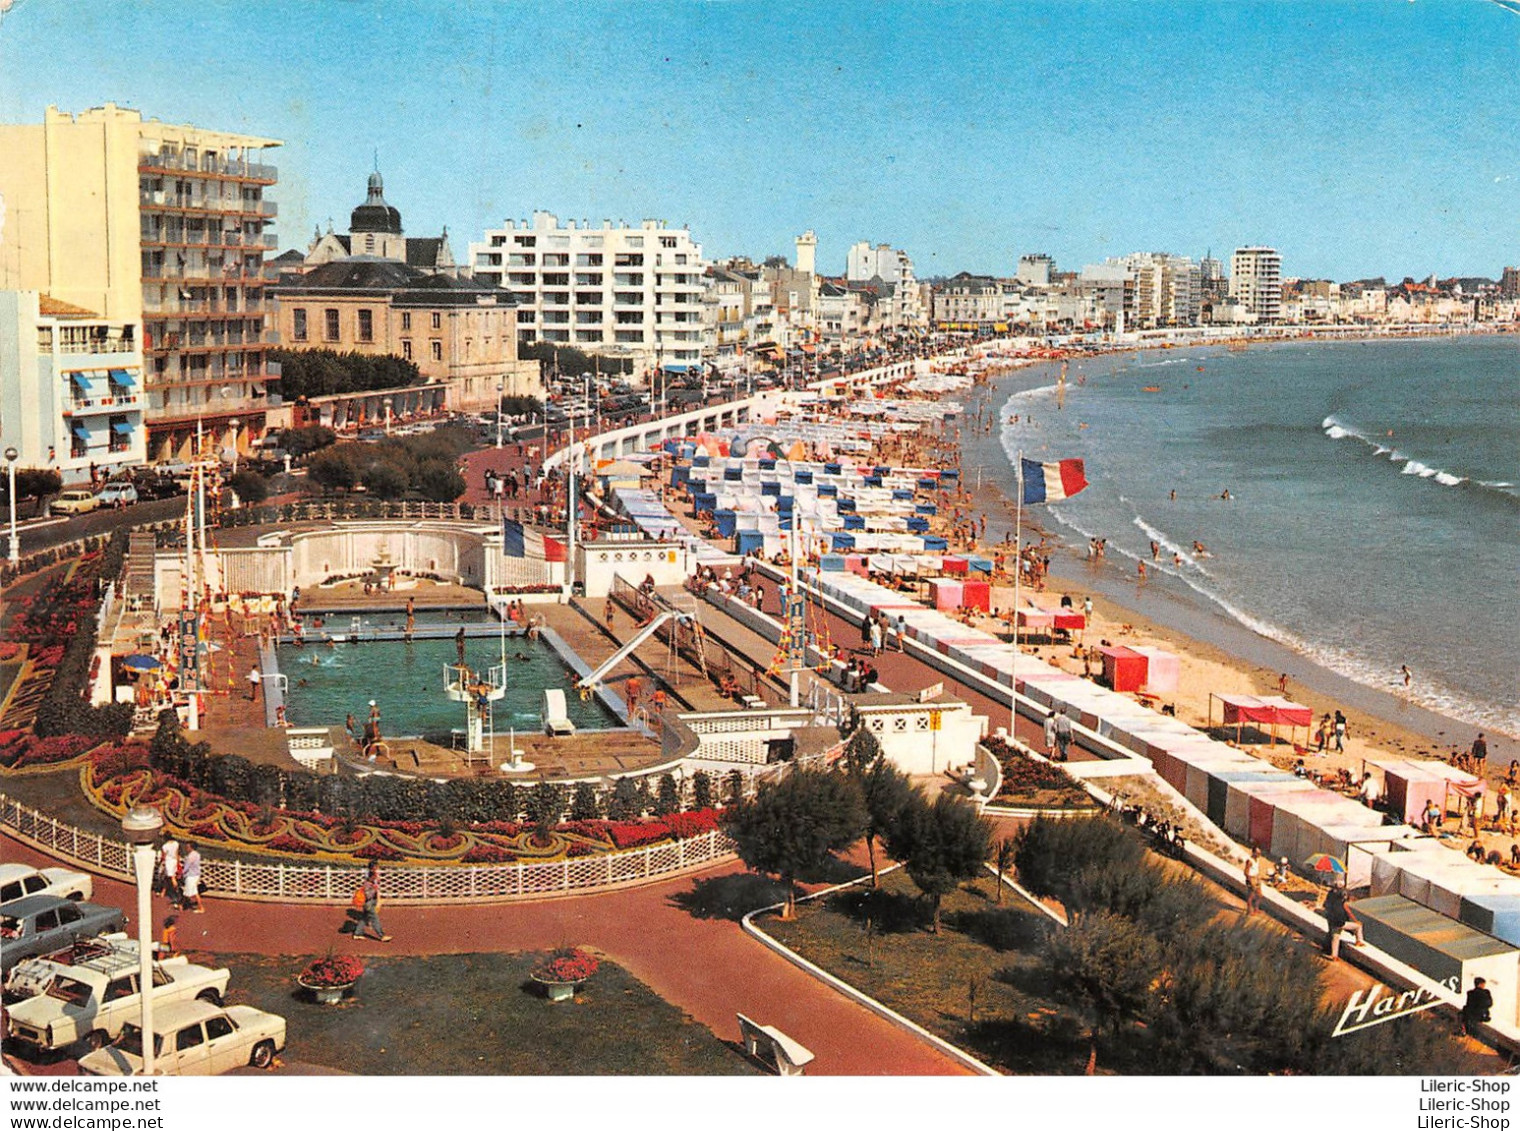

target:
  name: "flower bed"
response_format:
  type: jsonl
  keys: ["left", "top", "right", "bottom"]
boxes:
{"left": 0, "top": 732, "right": 100, "bottom": 771}
{"left": 81, "top": 751, "right": 725, "bottom": 865}
{"left": 532, "top": 947, "right": 599, "bottom": 984}
{"left": 984, "top": 735, "right": 1094, "bottom": 808}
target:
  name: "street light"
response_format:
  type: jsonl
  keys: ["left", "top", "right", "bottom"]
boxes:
{"left": 121, "top": 805, "right": 164, "bottom": 1077}
{"left": 5, "top": 446, "right": 18, "bottom": 564}
{"left": 227, "top": 419, "right": 240, "bottom": 477}
{"left": 495, "top": 383, "right": 505, "bottom": 449}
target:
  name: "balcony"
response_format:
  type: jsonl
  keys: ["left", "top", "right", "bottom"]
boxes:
{"left": 50, "top": 333, "right": 138, "bottom": 355}
{"left": 139, "top": 154, "right": 278, "bottom": 183}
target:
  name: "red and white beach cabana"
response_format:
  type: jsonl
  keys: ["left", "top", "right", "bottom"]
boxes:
{"left": 1208, "top": 693, "right": 1314, "bottom": 745}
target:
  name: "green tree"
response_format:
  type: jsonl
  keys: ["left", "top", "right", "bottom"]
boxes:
{"left": 272, "top": 349, "right": 423, "bottom": 398}
{"left": 277, "top": 425, "right": 336, "bottom": 458}
{"left": 1043, "top": 911, "right": 1162, "bottom": 1074}
{"left": 892, "top": 791, "right": 993, "bottom": 932}
{"left": 1013, "top": 815, "right": 1145, "bottom": 920}
{"left": 570, "top": 782, "right": 601, "bottom": 821}
{"left": 226, "top": 470, "right": 269, "bottom": 505}
{"left": 526, "top": 782, "right": 566, "bottom": 839}
{"left": 1, "top": 468, "right": 62, "bottom": 501}
{"left": 414, "top": 460, "right": 465, "bottom": 502}
{"left": 993, "top": 837, "right": 1016, "bottom": 904}
{"left": 721, "top": 769, "right": 866, "bottom": 919}
{"left": 360, "top": 460, "right": 409, "bottom": 499}
{"left": 307, "top": 447, "right": 359, "bottom": 493}
{"left": 843, "top": 729, "right": 914, "bottom": 887}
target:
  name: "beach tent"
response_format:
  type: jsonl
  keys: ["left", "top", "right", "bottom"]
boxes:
{"left": 1132, "top": 646, "right": 1180, "bottom": 695}
{"left": 1460, "top": 894, "right": 1520, "bottom": 947}
{"left": 1372, "top": 759, "right": 1451, "bottom": 825}
{"left": 960, "top": 579, "right": 991, "bottom": 612}
{"left": 1355, "top": 895, "right": 1519, "bottom": 1026}
{"left": 930, "top": 579, "right": 963, "bottom": 611}
{"left": 1209, "top": 693, "right": 1313, "bottom": 745}
{"left": 1098, "top": 646, "right": 1148, "bottom": 693}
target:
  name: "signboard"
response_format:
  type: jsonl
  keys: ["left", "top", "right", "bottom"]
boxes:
{"left": 917, "top": 682, "right": 944, "bottom": 703}
{"left": 1330, "top": 979, "right": 1458, "bottom": 1038}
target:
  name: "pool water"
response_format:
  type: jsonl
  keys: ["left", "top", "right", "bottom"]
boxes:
{"left": 275, "top": 634, "right": 619, "bottom": 737}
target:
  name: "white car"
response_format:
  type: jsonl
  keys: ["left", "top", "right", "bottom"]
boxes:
{"left": 4, "top": 932, "right": 128, "bottom": 1002}
{"left": 94, "top": 482, "right": 138, "bottom": 507}
{"left": 79, "top": 999, "right": 285, "bottom": 1076}
{"left": 49, "top": 489, "right": 100, "bottom": 516}
{"left": 6, "top": 941, "right": 230, "bottom": 1053}
{"left": 0, "top": 863, "right": 92, "bottom": 907}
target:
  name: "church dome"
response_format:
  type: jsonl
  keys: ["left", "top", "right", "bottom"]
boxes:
{"left": 350, "top": 171, "right": 402, "bottom": 235}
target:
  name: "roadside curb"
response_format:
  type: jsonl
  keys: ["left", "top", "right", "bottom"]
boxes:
{"left": 740, "top": 866, "right": 1000, "bottom": 1077}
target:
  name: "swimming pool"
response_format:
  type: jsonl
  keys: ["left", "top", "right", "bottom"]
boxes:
{"left": 274, "top": 632, "right": 619, "bottom": 738}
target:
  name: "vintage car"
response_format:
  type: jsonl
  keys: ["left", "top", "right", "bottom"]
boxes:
{"left": 94, "top": 482, "right": 139, "bottom": 508}
{"left": 79, "top": 999, "right": 286, "bottom": 1076}
{"left": 4, "top": 933, "right": 130, "bottom": 1001}
{"left": 6, "top": 940, "right": 230, "bottom": 1052}
{"left": 0, "top": 863, "right": 92, "bottom": 907}
{"left": 49, "top": 489, "right": 101, "bottom": 515}
{"left": 0, "top": 895, "right": 125, "bottom": 973}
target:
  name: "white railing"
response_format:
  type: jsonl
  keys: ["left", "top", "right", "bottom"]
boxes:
{"left": 0, "top": 794, "right": 735, "bottom": 905}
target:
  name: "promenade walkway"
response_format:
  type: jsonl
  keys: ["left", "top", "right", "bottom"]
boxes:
{"left": 2, "top": 835, "right": 969, "bottom": 1077}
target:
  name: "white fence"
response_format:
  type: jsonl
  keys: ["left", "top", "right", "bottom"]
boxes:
{"left": 0, "top": 794, "right": 735, "bottom": 905}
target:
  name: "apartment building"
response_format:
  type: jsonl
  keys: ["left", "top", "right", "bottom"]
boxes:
{"left": 845, "top": 241, "right": 928, "bottom": 328}
{"left": 0, "top": 104, "right": 281, "bottom": 462}
{"left": 469, "top": 212, "right": 707, "bottom": 375}
{"left": 0, "top": 291, "right": 147, "bottom": 484}
{"left": 1230, "top": 247, "right": 1283, "bottom": 322}
{"left": 1082, "top": 253, "right": 1201, "bottom": 329}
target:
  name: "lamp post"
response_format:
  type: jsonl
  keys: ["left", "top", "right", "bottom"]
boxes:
{"left": 227, "top": 418, "right": 240, "bottom": 477}
{"left": 5, "top": 446, "right": 18, "bottom": 564}
{"left": 495, "top": 383, "right": 505, "bottom": 449}
{"left": 122, "top": 805, "right": 164, "bottom": 1076}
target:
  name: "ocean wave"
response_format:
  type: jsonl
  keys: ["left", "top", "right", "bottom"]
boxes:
{"left": 1321, "top": 415, "right": 1493, "bottom": 493}
{"left": 1131, "top": 516, "right": 1213, "bottom": 577}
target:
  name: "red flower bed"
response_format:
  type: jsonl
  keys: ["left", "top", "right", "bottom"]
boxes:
{"left": 355, "top": 844, "right": 403, "bottom": 861}
{"left": 461, "top": 845, "right": 517, "bottom": 864}
{"left": 266, "top": 834, "right": 319, "bottom": 855}
{"left": 0, "top": 642, "right": 23, "bottom": 662}
{"left": 532, "top": 948, "right": 599, "bottom": 983}
{"left": 663, "top": 809, "right": 720, "bottom": 839}
{"left": 0, "top": 733, "right": 97, "bottom": 770}
{"left": 605, "top": 820, "right": 673, "bottom": 850}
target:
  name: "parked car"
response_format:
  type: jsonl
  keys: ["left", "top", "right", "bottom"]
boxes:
{"left": 0, "top": 895, "right": 125, "bottom": 973}
{"left": 125, "top": 469, "right": 182, "bottom": 500}
{"left": 5, "top": 932, "right": 130, "bottom": 1002}
{"left": 6, "top": 940, "right": 230, "bottom": 1053}
{"left": 94, "top": 482, "right": 138, "bottom": 508}
{"left": 0, "top": 863, "right": 92, "bottom": 907}
{"left": 79, "top": 999, "right": 285, "bottom": 1075}
{"left": 49, "top": 489, "right": 101, "bottom": 516}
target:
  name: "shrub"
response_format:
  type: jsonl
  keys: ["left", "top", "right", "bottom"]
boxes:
{"left": 655, "top": 773, "right": 680, "bottom": 816}
{"left": 606, "top": 777, "right": 641, "bottom": 821}
{"left": 570, "top": 782, "right": 601, "bottom": 821}
{"left": 692, "top": 770, "right": 713, "bottom": 810}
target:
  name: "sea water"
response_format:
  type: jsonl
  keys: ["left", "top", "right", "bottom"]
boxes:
{"left": 995, "top": 336, "right": 1520, "bottom": 737}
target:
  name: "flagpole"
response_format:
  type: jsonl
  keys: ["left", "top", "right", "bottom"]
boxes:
{"left": 1012, "top": 449, "right": 1022, "bottom": 743}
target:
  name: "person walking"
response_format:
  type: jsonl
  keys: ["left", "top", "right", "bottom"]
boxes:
{"left": 1244, "top": 845, "right": 1263, "bottom": 915}
{"left": 246, "top": 666, "right": 261, "bottom": 702}
{"left": 158, "top": 837, "right": 182, "bottom": 908}
{"left": 868, "top": 617, "right": 883, "bottom": 657}
{"left": 1333, "top": 711, "right": 1347, "bottom": 753}
{"left": 1053, "top": 709, "right": 1073, "bottom": 762}
{"left": 180, "top": 842, "right": 203, "bottom": 914}
{"left": 895, "top": 615, "right": 907, "bottom": 653}
{"left": 351, "top": 862, "right": 391, "bottom": 942}
{"left": 1472, "top": 733, "right": 1489, "bottom": 776}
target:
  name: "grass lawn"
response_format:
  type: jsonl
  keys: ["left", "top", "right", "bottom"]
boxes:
{"left": 761, "top": 868, "right": 1105, "bottom": 1074}
{"left": 216, "top": 951, "right": 758, "bottom": 1076}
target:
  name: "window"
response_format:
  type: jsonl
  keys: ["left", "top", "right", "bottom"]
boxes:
{"left": 543, "top": 253, "right": 569, "bottom": 267}
{"left": 430, "top": 340, "right": 442, "bottom": 361}
{"left": 514, "top": 235, "right": 537, "bottom": 247}
{"left": 205, "top": 1016, "right": 235, "bottom": 1041}
{"left": 401, "top": 312, "right": 411, "bottom": 331}
{"left": 575, "top": 253, "right": 603, "bottom": 267}
{"left": 104, "top": 977, "right": 137, "bottom": 1003}
{"left": 431, "top": 312, "right": 441, "bottom": 330}
{"left": 292, "top": 309, "right": 307, "bottom": 341}
{"left": 176, "top": 1025, "right": 206, "bottom": 1052}
{"left": 660, "top": 236, "right": 677, "bottom": 249}
{"left": 324, "top": 309, "right": 340, "bottom": 342}
{"left": 357, "top": 309, "right": 373, "bottom": 342}
{"left": 401, "top": 340, "right": 412, "bottom": 361}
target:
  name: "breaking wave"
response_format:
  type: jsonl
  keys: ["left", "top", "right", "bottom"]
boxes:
{"left": 1321, "top": 415, "right": 1495, "bottom": 493}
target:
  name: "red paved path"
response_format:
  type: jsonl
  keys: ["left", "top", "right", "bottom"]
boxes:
{"left": 3, "top": 836, "right": 968, "bottom": 1076}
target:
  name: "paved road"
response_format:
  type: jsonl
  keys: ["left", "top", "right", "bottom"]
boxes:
{"left": 2, "top": 835, "right": 969, "bottom": 1077}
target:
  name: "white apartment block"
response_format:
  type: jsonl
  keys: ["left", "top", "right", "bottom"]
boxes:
{"left": 1083, "top": 253, "right": 1201, "bottom": 329}
{"left": 844, "top": 241, "right": 927, "bottom": 327}
{"left": 0, "top": 291, "right": 147, "bottom": 484}
{"left": 469, "top": 212, "right": 707, "bottom": 373}
{"left": 1230, "top": 247, "right": 1282, "bottom": 322}
{"left": 1017, "top": 254, "right": 1055, "bottom": 287}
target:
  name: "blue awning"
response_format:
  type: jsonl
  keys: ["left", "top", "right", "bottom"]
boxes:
{"left": 108, "top": 369, "right": 136, "bottom": 388}
{"left": 70, "top": 421, "right": 90, "bottom": 439}
{"left": 69, "top": 372, "right": 100, "bottom": 395}
{"left": 111, "top": 420, "right": 134, "bottom": 435}
{"left": 661, "top": 363, "right": 695, "bottom": 373}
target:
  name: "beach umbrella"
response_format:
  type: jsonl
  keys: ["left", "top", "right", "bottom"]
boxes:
{"left": 122, "top": 654, "right": 162, "bottom": 672}
{"left": 1303, "top": 852, "right": 1347, "bottom": 877}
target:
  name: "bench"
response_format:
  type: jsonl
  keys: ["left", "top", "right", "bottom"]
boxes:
{"left": 736, "top": 1012, "right": 814, "bottom": 1076}
{"left": 740, "top": 694, "right": 767, "bottom": 710}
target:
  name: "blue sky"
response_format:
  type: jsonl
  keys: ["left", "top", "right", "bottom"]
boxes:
{"left": 0, "top": 0, "right": 1515, "bottom": 280}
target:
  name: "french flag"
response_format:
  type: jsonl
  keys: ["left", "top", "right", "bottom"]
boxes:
{"left": 1021, "top": 458, "right": 1088, "bottom": 504}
